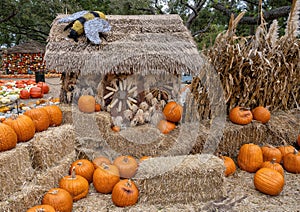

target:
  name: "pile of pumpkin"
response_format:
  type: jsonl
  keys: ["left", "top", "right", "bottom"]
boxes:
{"left": 26, "top": 155, "right": 149, "bottom": 211}
{"left": 229, "top": 105, "right": 271, "bottom": 125}
{"left": 77, "top": 95, "right": 183, "bottom": 134}
{"left": 0, "top": 104, "right": 63, "bottom": 152}
{"left": 221, "top": 140, "right": 300, "bottom": 196}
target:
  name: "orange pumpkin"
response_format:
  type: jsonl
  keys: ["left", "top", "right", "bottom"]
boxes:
{"left": 157, "top": 119, "right": 176, "bottom": 134}
{"left": 70, "top": 159, "right": 95, "bottom": 184}
{"left": 24, "top": 108, "right": 50, "bottom": 132}
{"left": 237, "top": 143, "right": 263, "bottom": 173}
{"left": 261, "top": 159, "right": 284, "bottom": 176}
{"left": 93, "top": 163, "right": 120, "bottom": 194}
{"left": 0, "top": 123, "right": 17, "bottom": 152}
{"left": 254, "top": 167, "right": 284, "bottom": 196}
{"left": 252, "top": 106, "right": 271, "bottom": 124}
{"left": 229, "top": 106, "right": 253, "bottom": 125}
{"left": 59, "top": 167, "right": 89, "bottom": 201}
{"left": 3, "top": 114, "right": 35, "bottom": 143}
{"left": 163, "top": 101, "right": 183, "bottom": 123}
{"left": 30, "top": 86, "right": 43, "bottom": 98}
{"left": 261, "top": 145, "right": 282, "bottom": 163}
{"left": 92, "top": 156, "right": 112, "bottom": 169}
{"left": 37, "top": 82, "right": 50, "bottom": 94}
{"left": 20, "top": 89, "right": 30, "bottom": 99}
{"left": 113, "top": 155, "right": 138, "bottom": 179}
{"left": 43, "top": 105, "right": 63, "bottom": 127}
{"left": 220, "top": 156, "right": 236, "bottom": 177}
{"left": 26, "top": 204, "right": 55, "bottom": 212}
{"left": 42, "top": 188, "right": 73, "bottom": 212}
{"left": 112, "top": 179, "right": 139, "bottom": 207}
{"left": 111, "top": 125, "right": 121, "bottom": 132}
{"left": 95, "top": 103, "right": 101, "bottom": 112}
{"left": 139, "top": 156, "right": 151, "bottom": 163}
{"left": 283, "top": 148, "right": 300, "bottom": 173}
{"left": 277, "top": 145, "right": 294, "bottom": 162}
{"left": 78, "top": 95, "right": 96, "bottom": 113}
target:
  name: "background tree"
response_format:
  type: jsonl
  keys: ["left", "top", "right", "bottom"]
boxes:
{"left": 0, "top": 0, "right": 294, "bottom": 48}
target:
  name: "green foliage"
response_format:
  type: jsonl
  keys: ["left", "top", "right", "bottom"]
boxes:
{"left": 0, "top": 0, "right": 294, "bottom": 49}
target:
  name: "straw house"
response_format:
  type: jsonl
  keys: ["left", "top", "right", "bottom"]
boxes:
{"left": 45, "top": 14, "right": 206, "bottom": 127}
{"left": 1, "top": 41, "right": 46, "bottom": 74}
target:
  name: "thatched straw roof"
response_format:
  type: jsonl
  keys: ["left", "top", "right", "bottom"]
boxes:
{"left": 45, "top": 14, "right": 204, "bottom": 76}
{"left": 3, "top": 40, "right": 45, "bottom": 54}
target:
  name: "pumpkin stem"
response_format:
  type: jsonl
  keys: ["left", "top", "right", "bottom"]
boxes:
{"left": 71, "top": 166, "right": 76, "bottom": 179}
{"left": 239, "top": 107, "right": 251, "bottom": 111}
{"left": 126, "top": 179, "right": 132, "bottom": 187}
{"left": 49, "top": 189, "right": 59, "bottom": 195}
{"left": 293, "top": 148, "right": 298, "bottom": 155}
{"left": 123, "top": 156, "right": 129, "bottom": 163}
{"left": 77, "top": 162, "right": 83, "bottom": 166}
{"left": 36, "top": 209, "right": 46, "bottom": 212}
{"left": 271, "top": 158, "right": 276, "bottom": 164}
{"left": 102, "top": 163, "right": 109, "bottom": 170}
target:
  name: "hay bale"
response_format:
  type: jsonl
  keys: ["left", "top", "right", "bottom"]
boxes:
{"left": 33, "top": 150, "right": 77, "bottom": 188}
{"left": 191, "top": 110, "right": 300, "bottom": 158}
{"left": 0, "top": 143, "right": 34, "bottom": 201}
{"left": 135, "top": 154, "right": 226, "bottom": 205}
{"left": 0, "top": 185, "right": 48, "bottom": 211}
{"left": 60, "top": 103, "right": 73, "bottom": 124}
{"left": 29, "top": 124, "right": 75, "bottom": 170}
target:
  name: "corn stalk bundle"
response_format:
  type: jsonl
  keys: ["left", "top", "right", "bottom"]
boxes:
{"left": 200, "top": 0, "right": 300, "bottom": 113}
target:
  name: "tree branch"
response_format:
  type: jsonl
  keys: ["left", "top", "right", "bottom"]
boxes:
{"left": 0, "top": 10, "right": 18, "bottom": 23}
{"left": 192, "top": 16, "right": 215, "bottom": 37}
{"left": 212, "top": 2, "right": 291, "bottom": 25}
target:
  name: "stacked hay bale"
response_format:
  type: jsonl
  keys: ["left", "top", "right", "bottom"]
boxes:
{"left": 0, "top": 124, "right": 76, "bottom": 210}
{"left": 135, "top": 154, "right": 226, "bottom": 204}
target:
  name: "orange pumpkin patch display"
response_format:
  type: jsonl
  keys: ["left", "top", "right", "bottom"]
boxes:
{"left": 283, "top": 148, "right": 300, "bottom": 173}
{"left": 237, "top": 143, "right": 263, "bottom": 173}
{"left": 24, "top": 108, "right": 50, "bottom": 132}
{"left": 30, "top": 86, "right": 43, "bottom": 98}
{"left": 93, "top": 163, "right": 120, "bottom": 194}
{"left": 254, "top": 168, "right": 284, "bottom": 196}
{"left": 229, "top": 106, "right": 253, "bottom": 125}
{"left": 261, "top": 145, "right": 282, "bottom": 163}
{"left": 37, "top": 82, "right": 50, "bottom": 94}
{"left": 157, "top": 119, "right": 176, "bottom": 134}
{"left": 26, "top": 204, "right": 56, "bottom": 212}
{"left": 59, "top": 167, "right": 89, "bottom": 201}
{"left": 112, "top": 179, "right": 139, "bottom": 207}
{"left": 3, "top": 114, "right": 35, "bottom": 143}
{"left": 78, "top": 95, "right": 96, "bottom": 113}
{"left": 163, "top": 101, "right": 183, "bottom": 123}
{"left": 70, "top": 159, "right": 95, "bottom": 184}
{"left": 43, "top": 105, "right": 63, "bottom": 127}
{"left": 42, "top": 188, "right": 73, "bottom": 212}
{"left": 95, "top": 103, "right": 101, "bottom": 112}
{"left": 252, "top": 106, "right": 271, "bottom": 124}
{"left": 0, "top": 123, "right": 17, "bottom": 152}
{"left": 113, "top": 155, "right": 138, "bottom": 179}
{"left": 277, "top": 145, "right": 294, "bottom": 161}
{"left": 220, "top": 156, "right": 236, "bottom": 177}
{"left": 92, "top": 156, "right": 112, "bottom": 169}
{"left": 261, "top": 159, "right": 284, "bottom": 176}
